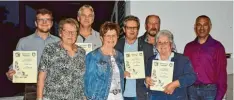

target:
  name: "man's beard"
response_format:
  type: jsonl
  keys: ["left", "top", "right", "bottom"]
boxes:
{"left": 147, "top": 29, "right": 158, "bottom": 37}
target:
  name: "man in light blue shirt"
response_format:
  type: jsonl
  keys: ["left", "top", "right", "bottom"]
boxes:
{"left": 76, "top": 5, "right": 102, "bottom": 51}
{"left": 123, "top": 39, "right": 138, "bottom": 98}
{"left": 115, "top": 15, "right": 154, "bottom": 100}
{"left": 5, "top": 8, "right": 59, "bottom": 100}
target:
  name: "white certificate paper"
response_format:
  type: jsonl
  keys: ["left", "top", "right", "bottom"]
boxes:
{"left": 150, "top": 60, "right": 174, "bottom": 91}
{"left": 124, "top": 51, "right": 145, "bottom": 79}
{"left": 13, "top": 51, "right": 37, "bottom": 83}
{"left": 76, "top": 43, "right": 92, "bottom": 55}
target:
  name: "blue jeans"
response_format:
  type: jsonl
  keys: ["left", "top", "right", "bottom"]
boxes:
{"left": 124, "top": 97, "right": 137, "bottom": 100}
{"left": 188, "top": 84, "right": 217, "bottom": 100}
{"left": 148, "top": 92, "right": 168, "bottom": 100}
{"left": 149, "top": 94, "right": 168, "bottom": 100}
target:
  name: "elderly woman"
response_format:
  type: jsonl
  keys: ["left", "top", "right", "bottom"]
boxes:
{"left": 145, "top": 30, "right": 196, "bottom": 100}
{"left": 37, "top": 18, "right": 86, "bottom": 100}
{"left": 84, "top": 22, "right": 124, "bottom": 100}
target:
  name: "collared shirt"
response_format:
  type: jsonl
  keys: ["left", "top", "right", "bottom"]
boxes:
{"left": 123, "top": 39, "right": 138, "bottom": 97}
{"left": 155, "top": 52, "right": 174, "bottom": 61}
{"left": 39, "top": 42, "right": 86, "bottom": 100}
{"left": 76, "top": 29, "right": 102, "bottom": 51}
{"left": 184, "top": 35, "right": 227, "bottom": 100}
{"left": 144, "top": 34, "right": 158, "bottom": 55}
{"left": 8, "top": 32, "right": 60, "bottom": 99}
{"left": 9, "top": 33, "right": 60, "bottom": 69}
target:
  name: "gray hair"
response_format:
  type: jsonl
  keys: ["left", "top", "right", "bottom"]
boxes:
{"left": 155, "top": 30, "right": 177, "bottom": 52}
{"left": 123, "top": 15, "right": 140, "bottom": 29}
{"left": 77, "top": 4, "right": 95, "bottom": 17}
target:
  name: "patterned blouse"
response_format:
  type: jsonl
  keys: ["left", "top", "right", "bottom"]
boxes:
{"left": 39, "top": 42, "right": 86, "bottom": 100}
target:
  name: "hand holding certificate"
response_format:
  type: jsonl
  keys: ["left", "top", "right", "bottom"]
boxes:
{"left": 13, "top": 51, "right": 37, "bottom": 83}
{"left": 76, "top": 43, "right": 92, "bottom": 55}
{"left": 124, "top": 51, "right": 145, "bottom": 79}
{"left": 150, "top": 60, "right": 174, "bottom": 91}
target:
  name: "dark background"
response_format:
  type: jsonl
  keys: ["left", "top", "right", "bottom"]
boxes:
{"left": 0, "top": 1, "right": 117, "bottom": 97}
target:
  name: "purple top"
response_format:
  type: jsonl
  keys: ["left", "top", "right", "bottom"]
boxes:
{"left": 184, "top": 35, "right": 227, "bottom": 100}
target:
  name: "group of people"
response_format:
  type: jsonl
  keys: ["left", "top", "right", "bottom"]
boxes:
{"left": 5, "top": 4, "right": 227, "bottom": 100}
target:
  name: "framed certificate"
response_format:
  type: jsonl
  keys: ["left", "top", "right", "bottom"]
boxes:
{"left": 124, "top": 51, "right": 145, "bottom": 79}
{"left": 76, "top": 43, "right": 92, "bottom": 55}
{"left": 150, "top": 60, "right": 174, "bottom": 91}
{"left": 13, "top": 51, "right": 37, "bottom": 83}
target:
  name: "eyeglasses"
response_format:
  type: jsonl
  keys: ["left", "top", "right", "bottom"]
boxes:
{"left": 157, "top": 41, "right": 171, "bottom": 45}
{"left": 62, "top": 29, "right": 77, "bottom": 36}
{"left": 125, "top": 26, "right": 138, "bottom": 30}
{"left": 104, "top": 34, "right": 118, "bottom": 38}
{"left": 37, "top": 18, "right": 52, "bottom": 23}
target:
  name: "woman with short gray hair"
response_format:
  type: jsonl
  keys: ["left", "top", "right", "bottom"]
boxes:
{"left": 37, "top": 18, "right": 86, "bottom": 100}
{"left": 155, "top": 30, "right": 177, "bottom": 52}
{"left": 145, "top": 30, "right": 196, "bottom": 100}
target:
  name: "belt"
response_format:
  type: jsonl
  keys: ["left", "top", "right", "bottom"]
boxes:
{"left": 109, "top": 89, "right": 121, "bottom": 95}
{"left": 192, "top": 84, "right": 216, "bottom": 88}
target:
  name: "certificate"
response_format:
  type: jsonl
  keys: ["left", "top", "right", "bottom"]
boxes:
{"left": 13, "top": 51, "right": 37, "bottom": 83}
{"left": 76, "top": 43, "right": 92, "bottom": 55}
{"left": 150, "top": 60, "right": 174, "bottom": 91}
{"left": 124, "top": 51, "right": 145, "bottom": 79}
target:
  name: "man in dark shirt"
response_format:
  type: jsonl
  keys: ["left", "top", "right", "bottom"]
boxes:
{"left": 184, "top": 15, "right": 227, "bottom": 100}
{"left": 139, "top": 15, "right": 160, "bottom": 55}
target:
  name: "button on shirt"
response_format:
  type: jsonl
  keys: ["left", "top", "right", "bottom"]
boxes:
{"left": 184, "top": 35, "right": 227, "bottom": 100}
{"left": 76, "top": 29, "right": 102, "bottom": 51}
{"left": 9, "top": 33, "right": 60, "bottom": 69}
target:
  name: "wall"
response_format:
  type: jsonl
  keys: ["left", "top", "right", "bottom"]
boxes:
{"left": 127, "top": 1, "right": 233, "bottom": 54}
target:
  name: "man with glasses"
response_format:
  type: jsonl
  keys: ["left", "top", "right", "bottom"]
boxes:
{"left": 115, "top": 15, "right": 154, "bottom": 100}
{"left": 5, "top": 8, "right": 59, "bottom": 100}
{"left": 76, "top": 5, "right": 102, "bottom": 51}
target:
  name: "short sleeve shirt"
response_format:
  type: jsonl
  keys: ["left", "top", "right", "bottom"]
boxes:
{"left": 39, "top": 42, "right": 86, "bottom": 100}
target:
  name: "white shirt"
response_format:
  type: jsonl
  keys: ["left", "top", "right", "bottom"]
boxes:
{"left": 107, "top": 56, "right": 123, "bottom": 100}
